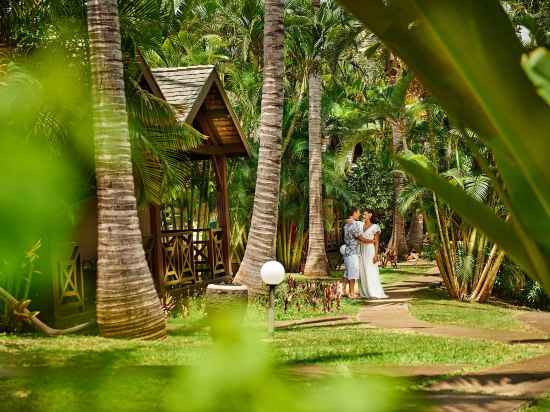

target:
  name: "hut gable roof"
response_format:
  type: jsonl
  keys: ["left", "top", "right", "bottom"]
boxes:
{"left": 151, "top": 65, "right": 214, "bottom": 123}
{"left": 150, "top": 65, "right": 250, "bottom": 158}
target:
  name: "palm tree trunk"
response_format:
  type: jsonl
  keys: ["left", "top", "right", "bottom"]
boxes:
{"left": 233, "top": 0, "right": 285, "bottom": 295}
{"left": 87, "top": 0, "right": 166, "bottom": 339}
{"left": 471, "top": 246, "right": 506, "bottom": 303}
{"left": 388, "top": 119, "right": 409, "bottom": 259}
{"left": 304, "top": 24, "right": 329, "bottom": 276}
{"left": 282, "top": 74, "right": 308, "bottom": 154}
{"left": 407, "top": 211, "right": 424, "bottom": 252}
{"left": 0, "top": 0, "right": 11, "bottom": 56}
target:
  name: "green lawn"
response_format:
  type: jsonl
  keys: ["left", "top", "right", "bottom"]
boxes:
{"left": 522, "top": 395, "right": 550, "bottom": 412}
{"left": 2, "top": 321, "right": 543, "bottom": 370}
{"left": 0, "top": 318, "right": 546, "bottom": 412}
{"left": 330, "top": 267, "right": 416, "bottom": 286}
{"left": 409, "top": 288, "right": 532, "bottom": 332}
{"left": 1, "top": 266, "right": 548, "bottom": 412}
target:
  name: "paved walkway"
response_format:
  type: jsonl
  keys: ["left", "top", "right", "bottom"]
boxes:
{"left": 356, "top": 277, "right": 550, "bottom": 345}
{"left": 426, "top": 354, "right": 550, "bottom": 411}
{"left": 355, "top": 274, "right": 550, "bottom": 412}
{"left": 279, "top": 271, "right": 550, "bottom": 411}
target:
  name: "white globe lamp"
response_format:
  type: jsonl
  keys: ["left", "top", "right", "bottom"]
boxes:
{"left": 260, "top": 261, "right": 285, "bottom": 286}
{"left": 260, "top": 260, "right": 286, "bottom": 335}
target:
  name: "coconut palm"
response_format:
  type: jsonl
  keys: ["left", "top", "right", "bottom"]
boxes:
{"left": 303, "top": 0, "right": 329, "bottom": 276}
{"left": 87, "top": 0, "right": 166, "bottom": 339}
{"left": 233, "top": 0, "right": 285, "bottom": 295}
{"left": 335, "top": 73, "right": 414, "bottom": 258}
{"left": 283, "top": 0, "right": 361, "bottom": 276}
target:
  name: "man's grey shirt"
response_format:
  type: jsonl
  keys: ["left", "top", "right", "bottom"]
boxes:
{"left": 343, "top": 220, "right": 362, "bottom": 257}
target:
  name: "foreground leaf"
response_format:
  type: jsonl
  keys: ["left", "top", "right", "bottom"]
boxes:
{"left": 396, "top": 154, "right": 534, "bottom": 276}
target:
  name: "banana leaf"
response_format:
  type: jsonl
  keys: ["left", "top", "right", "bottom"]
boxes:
{"left": 522, "top": 48, "right": 550, "bottom": 105}
{"left": 396, "top": 152, "right": 550, "bottom": 287}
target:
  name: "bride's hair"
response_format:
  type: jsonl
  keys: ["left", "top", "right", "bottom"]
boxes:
{"left": 364, "top": 208, "right": 379, "bottom": 223}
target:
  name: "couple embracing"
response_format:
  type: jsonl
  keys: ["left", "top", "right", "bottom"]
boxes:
{"left": 340, "top": 207, "right": 389, "bottom": 299}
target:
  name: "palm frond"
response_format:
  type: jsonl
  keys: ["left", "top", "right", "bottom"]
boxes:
{"left": 464, "top": 174, "right": 492, "bottom": 203}
{"left": 334, "top": 130, "right": 376, "bottom": 174}
{"left": 398, "top": 183, "right": 427, "bottom": 215}
{"left": 389, "top": 72, "right": 413, "bottom": 111}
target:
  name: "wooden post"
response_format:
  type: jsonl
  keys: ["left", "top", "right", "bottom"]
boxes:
{"left": 212, "top": 155, "right": 232, "bottom": 277}
{"left": 149, "top": 204, "right": 164, "bottom": 294}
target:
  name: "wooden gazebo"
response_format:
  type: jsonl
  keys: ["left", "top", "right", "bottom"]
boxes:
{"left": 41, "top": 64, "right": 249, "bottom": 327}
{"left": 141, "top": 64, "right": 250, "bottom": 295}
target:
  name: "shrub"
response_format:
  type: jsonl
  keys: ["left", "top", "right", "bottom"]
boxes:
{"left": 0, "top": 240, "right": 42, "bottom": 332}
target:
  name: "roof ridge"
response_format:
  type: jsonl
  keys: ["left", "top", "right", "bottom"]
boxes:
{"left": 151, "top": 65, "right": 215, "bottom": 72}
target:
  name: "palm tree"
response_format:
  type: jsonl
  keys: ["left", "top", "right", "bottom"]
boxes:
{"left": 0, "top": 0, "right": 10, "bottom": 55}
{"left": 87, "top": 0, "right": 166, "bottom": 339}
{"left": 335, "top": 72, "right": 414, "bottom": 258}
{"left": 406, "top": 209, "right": 424, "bottom": 252}
{"left": 388, "top": 116, "right": 409, "bottom": 259}
{"left": 233, "top": 0, "right": 285, "bottom": 295}
{"left": 303, "top": 0, "right": 329, "bottom": 276}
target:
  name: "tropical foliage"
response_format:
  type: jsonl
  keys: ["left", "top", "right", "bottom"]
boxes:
{"left": 339, "top": 0, "right": 550, "bottom": 292}
{"left": 2, "top": 0, "right": 550, "bottom": 317}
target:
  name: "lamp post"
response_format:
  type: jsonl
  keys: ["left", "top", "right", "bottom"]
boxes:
{"left": 260, "top": 260, "right": 285, "bottom": 335}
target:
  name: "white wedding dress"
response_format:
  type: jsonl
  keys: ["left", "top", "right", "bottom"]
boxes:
{"left": 358, "top": 223, "right": 389, "bottom": 299}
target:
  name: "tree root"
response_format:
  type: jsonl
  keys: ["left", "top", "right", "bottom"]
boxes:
{"left": 0, "top": 286, "right": 95, "bottom": 336}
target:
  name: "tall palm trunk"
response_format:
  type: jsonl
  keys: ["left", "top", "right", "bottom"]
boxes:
{"left": 304, "top": 0, "right": 329, "bottom": 277}
{"left": 0, "top": 0, "right": 11, "bottom": 56}
{"left": 407, "top": 211, "right": 424, "bottom": 252}
{"left": 388, "top": 119, "right": 408, "bottom": 259}
{"left": 234, "top": 0, "right": 285, "bottom": 295}
{"left": 87, "top": 0, "right": 166, "bottom": 339}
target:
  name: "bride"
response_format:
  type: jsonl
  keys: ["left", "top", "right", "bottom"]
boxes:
{"left": 358, "top": 209, "right": 389, "bottom": 299}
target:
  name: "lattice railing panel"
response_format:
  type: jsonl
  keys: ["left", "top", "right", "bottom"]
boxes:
{"left": 161, "top": 229, "right": 227, "bottom": 289}
{"left": 54, "top": 244, "right": 85, "bottom": 315}
{"left": 162, "top": 232, "right": 195, "bottom": 287}
{"left": 211, "top": 229, "right": 225, "bottom": 277}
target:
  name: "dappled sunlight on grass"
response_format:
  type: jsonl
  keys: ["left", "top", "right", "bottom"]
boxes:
{"left": 272, "top": 326, "right": 545, "bottom": 370}
{"left": 409, "top": 288, "right": 532, "bottom": 332}
{"left": 521, "top": 394, "right": 550, "bottom": 412}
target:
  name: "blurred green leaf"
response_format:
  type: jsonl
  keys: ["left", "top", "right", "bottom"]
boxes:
{"left": 522, "top": 47, "right": 550, "bottom": 105}
{"left": 0, "top": 57, "right": 85, "bottom": 277}
{"left": 396, "top": 152, "right": 534, "bottom": 277}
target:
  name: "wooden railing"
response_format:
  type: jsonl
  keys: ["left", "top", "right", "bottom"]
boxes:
{"left": 160, "top": 228, "right": 227, "bottom": 291}
{"left": 53, "top": 243, "right": 86, "bottom": 317}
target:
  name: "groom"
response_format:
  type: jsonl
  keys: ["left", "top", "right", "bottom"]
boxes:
{"left": 342, "top": 207, "right": 374, "bottom": 298}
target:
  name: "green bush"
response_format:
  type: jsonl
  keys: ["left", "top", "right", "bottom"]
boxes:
{"left": 0, "top": 240, "right": 41, "bottom": 332}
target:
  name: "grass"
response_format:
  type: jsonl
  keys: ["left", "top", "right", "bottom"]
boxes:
{"left": 272, "top": 326, "right": 544, "bottom": 369}
{"left": 409, "top": 288, "right": 531, "bottom": 332}
{"left": 522, "top": 395, "right": 550, "bottom": 412}
{"left": 1, "top": 309, "right": 545, "bottom": 370}
{"left": 0, "top": 318, "right": 546, "bottom": 412}
{"left": 330, "top": 267, "right": 418, "bottom": 286}
{"left": 1, "top": 264, "right": 548, "bottom": 411}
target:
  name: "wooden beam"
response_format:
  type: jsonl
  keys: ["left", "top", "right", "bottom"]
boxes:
{"left": 184, "top": 71, "right": 216, "bottom": 124}
{"left": 136, "top": 49, "right": 166, "bottom": 100}
{"left": 205, "top": 108, "right": 231, "bottom": 119}
{"left": 149, "top": 204, "right": 164, "bottom": 295}
{"left": 196, "top": 110, "right": 222, "bottom": 146}
{"left": 212, "top": 155, "right": 232, "bottom": 277}
{"left": 189, "top": 143, "right": 245, "bottom": 156}
{"left": 210, "top": 74, "right": 251, "bottom": 157}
